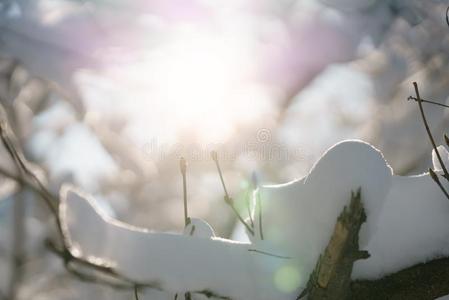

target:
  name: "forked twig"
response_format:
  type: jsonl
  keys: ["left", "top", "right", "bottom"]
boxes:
{"left": 412, "top": 82, "right": 449, "bottom": 179}
{"left": 411, "top": 82, "right": 449, "bottom": 199}
{"left": 408, "top": 96, "right": 449, "bottom": 109}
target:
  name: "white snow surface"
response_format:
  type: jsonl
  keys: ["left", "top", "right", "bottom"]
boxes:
{"left": 432, "top": 145, "right": 449, "bottom": 173}
{"left": 60, "top": 140, "right": 449, "bottom": 299}
{"left": 353, "top": 145, "right": 449, "bottom": 279}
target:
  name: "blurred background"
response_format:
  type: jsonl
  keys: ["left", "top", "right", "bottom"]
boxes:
{"left": 0, "top": 0, "right": 449, "bottom": 299}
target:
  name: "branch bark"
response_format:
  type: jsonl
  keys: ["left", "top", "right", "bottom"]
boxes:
{"left": 351, "top": 257, "right": 449, "bottom": 300}
{"left": 300, "top": 184, "right": 449, "bottom": 300}
{"left": 299, "top": 188, "right": 369, "bottom": 300}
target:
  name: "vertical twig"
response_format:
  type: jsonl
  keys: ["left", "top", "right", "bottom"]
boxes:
{"left": 446, "top": 5, "right": 449, "bottom": 28}
{"left": 7, "top": 190, "right": 26, "bottom": 300}
{"left": 180, "top": 157, "right": 190, "bottom": 226}
{"left": 251, "top": 172, "right": 263, "bottom": 240}
{"left": 256, "top": 192, "right": 264, "bottom": 240}
{"left": 134, "top": 286, "right": 140, "bottom": 300}
{"left": 408, "top": 83, "right": 449, "bottom": 199}
{"left": 210, "top": 151, "right": 229, "bottom": 198}
{"left": 413, "top": 82, "right": 449, "bottom": 180}
{"left": 0, "top": 121, "right": 26, "bottom": 300}
{"left": 244, "top": 190, "right": 254, "bottom": 229}
{"left": 210, "top": 151, "right": 254, "bottom": 236}
{"left": 0, "top": 122, "right": 57, "bottom": 214}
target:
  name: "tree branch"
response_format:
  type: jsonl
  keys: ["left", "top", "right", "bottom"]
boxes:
{"left": 351, "top": 257, "right": 449, "bottom": 300}
{"left": 299, "top": 188, "right": 369, "bottom": 300}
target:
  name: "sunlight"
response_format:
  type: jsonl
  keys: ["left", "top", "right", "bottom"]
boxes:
{"left": 152, "top": 33, "right": 237, "bottom": 142}
{"left": 111, "top": 26, "right": 260, "bottom": 145}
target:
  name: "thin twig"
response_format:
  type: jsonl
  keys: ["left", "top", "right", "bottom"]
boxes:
{"left": 244, "top": 190, "right": 254, "bottom": 229}
{"left": 3, "top": 121, "right": 26, "bottom": 300}
{"left": 192, "top": 289, "right": 232, "bottom": 300}
{"left": 408, "top": 96, "right": 449, "bottom": 109}
{"left": 247, "top": 249, "right": 291, "bottom": 259}
{"left": 228, "top": 204, "right": 254, "bottom": 236}
{"left": 412, "top": 82, "right": 449, "bottom": 181}
{"left": 0, "top": 122, "right": 58, "bottom": 213}
{"left": 210, "top": 151, "right": 254, "bottom": 235}
{"left": 210, "top": 151, "right": 229, "bottom": 198}
{"left": 134, "top": 286, "right": 140, "bottom": 300}
{"left": 251, "top": 173, "right": 263, "bottom": 239}
{"left": 180, "top": 157, "right": 190, "bottom": 226}
{"left": 0, "top": 125, "right": 68, "bottom": 248}
{"left": 0, "top": 123, "right": 58, "bottom": 214}
{"left": 428, "top": 168, "right": 449, "bottom": 200}
{"left": 256, "top": 191, "right": 264, "bottom": 240}
{"left": 8, "top": 190, "right": 26, "bottom": 300}
{"left": 0, "top": 166, "right": 56, "bottom": 214}
{"left": 446, "top": 5, "right": 449, "bottom": 28}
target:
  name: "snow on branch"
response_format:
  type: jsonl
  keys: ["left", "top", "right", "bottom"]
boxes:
{"left": 2, "top": 103, "right": 449, "bottom": 298}
{"left": 0, "top": 121, "right": 158, "bottom": 292}
{"left": 299, "top": 188, "right": 368, "bottom": 300}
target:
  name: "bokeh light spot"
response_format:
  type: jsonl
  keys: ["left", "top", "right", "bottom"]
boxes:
{"left": 274, "top": 264, "right": 302, "bottom": 293}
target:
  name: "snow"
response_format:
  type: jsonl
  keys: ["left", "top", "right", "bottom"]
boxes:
{"left": 183, "top": 218, "right": 216, "bottom": 238}
{"left": 353, "top": 145, "right": 449, "bottom": 279}
{"left": 250, "top": 140, "right": 393, "bottom": 285}
{"left": 432, "top": 145, "right": 449, "bottom": 172}
{"left": 60, "top": 186, "right": 289, "bottom": 300}
{"left": 353, "top": 172, "right": 449, "bottom": 279}
{"left": 60, "top": 140, "right": 449, "bottom": 299}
